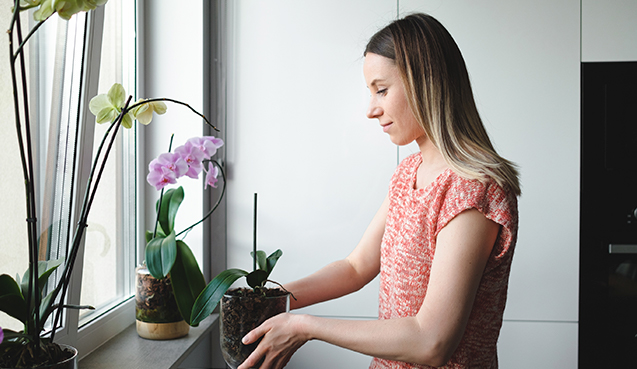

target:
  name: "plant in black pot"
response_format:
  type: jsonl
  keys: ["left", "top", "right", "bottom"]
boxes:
{"left": 0, "top": 1, "right": 219, "bottom": 365}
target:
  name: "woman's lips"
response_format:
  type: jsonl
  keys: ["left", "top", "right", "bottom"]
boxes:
{"left": 382, "top": 122, "right": 393, "bottom": 132}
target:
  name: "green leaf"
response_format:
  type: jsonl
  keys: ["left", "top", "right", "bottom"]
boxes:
{"left": 250, "top": 250, "right": 267, "bottom": 271}
{"left": 246, "top": 269, "right": 268, "bottom": 289}
{"left": 1, "top": 328, "right": 28, "bottom": 342}
{"left": 38, "top": 289, "right": 56, "bottom": 325}
{"left": 189, "top": 269, "right": 248, "bottom": 326}
{"left": 170, "top": 241, "right": 206, "bottom": 323}
{"left": 265, "top": 249, "right": 283, "bottom": 275}
{"left": 145, "top": 230, "right": 154, "bottom": 243}
{"left": 146, "top": 228, "right": 167, "bottom": 243}
{"left": 146, "top": 230, "right": 177, "bottom": 279}
{"left": 19, "top": 258, "right": 64, "bottom": 298}
{"left": 0, "top": 274, "right": 27, "bottom": 324}
{"left": 158, "top": 187, "right": 184, "bottom": 236}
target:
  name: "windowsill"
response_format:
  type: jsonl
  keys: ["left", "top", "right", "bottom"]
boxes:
{"left": 79, "top": 315, "right": 218, "bottom": 369}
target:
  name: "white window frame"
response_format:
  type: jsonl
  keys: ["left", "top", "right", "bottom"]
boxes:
{"left": 28, "top": 2, "right": 138, "bottom": 357}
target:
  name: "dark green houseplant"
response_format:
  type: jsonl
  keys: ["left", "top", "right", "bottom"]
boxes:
{"left": 0, "top": 0, "right": 218, "bottom": 365}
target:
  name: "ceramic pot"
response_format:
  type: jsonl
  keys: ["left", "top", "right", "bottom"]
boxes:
{"left": 0, "top": 344, "right": 77, "bottom": 369}
{"left": 135, "top": 264, "right": 189, "bottom": 340}
{"left": 220, "top": 288, "right": 290, "bottom": 369}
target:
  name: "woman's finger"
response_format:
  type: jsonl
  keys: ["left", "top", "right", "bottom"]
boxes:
{"left": 242, "top": 323, "right": 267, "bottom": 345}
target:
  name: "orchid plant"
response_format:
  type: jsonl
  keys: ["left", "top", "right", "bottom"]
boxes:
{"left": 0, "top": 1, "right": 218, "bottom": 366}
{"left": 142, "top": 135, "right": 228, "bottom": 327}
{"left": 143, "top": 142, "right": 290, "bottom": 327}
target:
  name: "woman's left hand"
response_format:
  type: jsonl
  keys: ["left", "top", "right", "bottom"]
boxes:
{"left": 238, "top": 313, "right": 310, "bottom": 369}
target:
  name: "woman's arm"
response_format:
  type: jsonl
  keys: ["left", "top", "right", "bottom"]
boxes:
{"left": 284, "top": 195, "right": 388, "bottom": 310}
{"left": 239, "top": 208, "right": 500, "bottom": 369}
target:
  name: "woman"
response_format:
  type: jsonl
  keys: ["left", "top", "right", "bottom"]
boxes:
{"left": 239, "top": 13, "right": 519, "bottom": 369}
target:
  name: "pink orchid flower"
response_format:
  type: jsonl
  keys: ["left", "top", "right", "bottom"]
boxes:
{"left": 147, "top": 166, "right": 177, "bottom": 191}
{"left": 175, "top": 144, "right": 205, "bottom": 179}
{"left": 205, "top": 162, "right": 220, "bottom": 189}
{"left": 187, "top": 136, "right": 223, "bottom": 159}
{"left": 149, "top": 152, "right": 188, "bottom": 178}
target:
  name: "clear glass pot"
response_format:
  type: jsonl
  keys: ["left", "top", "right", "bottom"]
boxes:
{"left": 135, "top": 264, "right": 189, "bottom": 339}
{"left": 220, "top": 288, "right": 290, "bottom": 368}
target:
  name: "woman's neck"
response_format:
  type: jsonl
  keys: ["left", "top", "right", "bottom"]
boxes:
{"left": 414, "top": 135, "right": 449, "bottom": 190}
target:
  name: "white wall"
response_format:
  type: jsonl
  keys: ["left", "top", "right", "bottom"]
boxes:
{"left": 225, "top": 1, "right": 397, "bottom": 366}
{"left": 226, "top": 0, "right": 397, "bottom": 317}
{"left": 225, "top": 0, "right": 585, "bottom": 368}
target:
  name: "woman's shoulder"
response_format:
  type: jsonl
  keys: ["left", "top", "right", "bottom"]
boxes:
{"left": 435, "top": 170, "right": 518, "bottom": 225}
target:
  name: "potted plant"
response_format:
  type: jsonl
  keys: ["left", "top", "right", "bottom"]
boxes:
{"left": 0, "top": 1, "right": 219, "bottom": 366}
{"left": 141, "top": 181, "right": 292, "bottom": 367}
{"left": 218, "top": 248, "right": 290, "bottom": 369}
{"left": 137, "top": 136, "right": 225, "bottom": 340}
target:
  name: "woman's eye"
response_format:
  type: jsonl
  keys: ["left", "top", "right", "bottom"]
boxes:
{"left": 376, "top": 88, "right": 387, "bottom": 96}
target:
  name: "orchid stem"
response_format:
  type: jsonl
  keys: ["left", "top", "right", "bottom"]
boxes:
{"left": 152, "top": 134, "right": 175, "bottom": 239}
{"left": 124, "top": 98, "right": 219, "bottom": 132}
{"left": 175, "top": 160, "right": 226, "bottom": 238}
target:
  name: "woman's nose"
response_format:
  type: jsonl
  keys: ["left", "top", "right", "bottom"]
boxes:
{"left": 366, "top": 101, "right": 382, "bottom": 119}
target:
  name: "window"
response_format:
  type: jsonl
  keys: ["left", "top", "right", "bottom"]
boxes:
{"left": 78, "top": 0, "right": 137, "bottom": 326}
{"left": 0, "top": 0, "right": 138, "bottom": 354}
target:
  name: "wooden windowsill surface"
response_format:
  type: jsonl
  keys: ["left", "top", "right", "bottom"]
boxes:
{"left": 79, "top": 315, "right": 218, "bottom": 369}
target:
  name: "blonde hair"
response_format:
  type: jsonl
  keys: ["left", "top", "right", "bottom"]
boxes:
{"left": 365, "top": 13, "right": 521, "bottom": 196}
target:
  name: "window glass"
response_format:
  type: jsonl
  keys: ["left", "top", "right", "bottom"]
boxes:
{"left": 79, "top": 0, "right": 137, "bottom": 323}
{"left": 0, "top": 0, "right": 137, "bottom": 332}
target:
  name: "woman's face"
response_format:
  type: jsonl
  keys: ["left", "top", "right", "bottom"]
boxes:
{"left": 363, "top": 53, "right": 426, "bottom": 146}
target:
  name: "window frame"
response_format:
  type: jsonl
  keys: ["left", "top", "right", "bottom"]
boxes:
{"left": 25, "top": 1, "right": 139, "bottom": 355}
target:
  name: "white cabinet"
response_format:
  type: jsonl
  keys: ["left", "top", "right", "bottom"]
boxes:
{"left": 498, "top": 321, "right": 578, "bottom": 368}
{"left": 582, "top": 0, "right": 637, "bottom": 62}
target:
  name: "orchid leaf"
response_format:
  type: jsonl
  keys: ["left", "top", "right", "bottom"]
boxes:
{"left": 265, "top": 249, "right": 283, "bottom": 275}
{"left": 62, "top": 304, "right": 95, "bottom": 310}
{"left": 170, "top": 241, "right": 206, "bottom": 324}
{"left": 38, "top": 289, "right": 57, "bottom": 325}
{"left": 189, "top": 268, "right": 248, "bottom": 326}
{"left": 1, "top": 328, "right": 27, "bottom": 342}
{"left": 0, "top": 274, "right": 27, "bottom": 324}
{"left": 146, "top": 230, "right": 177, "bottom": 280}
{"left": 246, "top": 269, "right": 268, "bottom": 289}
{"left": 146, "top": 228, "right": 167, "bottom": 243}
{"left": 19, "top": 258, "right": 64, "bottom": 298}
{"left": 250, "top": 250, "right": 267, "bottom": 271}
{"left": 157, "top": 187, "right": 184, "bottom": 236}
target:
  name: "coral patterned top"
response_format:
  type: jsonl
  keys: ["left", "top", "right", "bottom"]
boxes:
{"left": 370, "top": 153, "right": 518, "bottom": 369}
